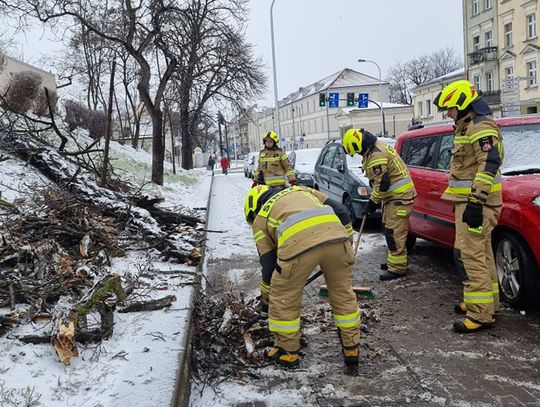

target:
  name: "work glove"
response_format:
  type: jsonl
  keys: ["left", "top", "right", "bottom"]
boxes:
{"left": 251, "top": 180, "right": 258, "bottom": 188}
{"left": 462, "top": 201, "right": 483, "bottom": 229}
{"left": 289, "top": 179, "right": 297, "bottom": 186}
{"left": 362, "top": 199, "right": 379, "bottom": 216}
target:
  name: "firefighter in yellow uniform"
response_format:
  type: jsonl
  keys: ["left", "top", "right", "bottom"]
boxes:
{"left": 252, "top": 131, "right": 296, "bottom": 188}
{"left": 434, "top": 80, "right": 503, "bottom": 333}
{"left": 342, "top": 129, "right": 416, "bottom": 281}
{"left": 244, "top": 185, "right": 359, "bottom": 368}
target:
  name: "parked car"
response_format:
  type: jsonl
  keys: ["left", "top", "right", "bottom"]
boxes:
{"left": 287, "top": 148, "right": 322, "bottom": 187}
{"left": 244, "top": 152, "right": 259, "bottom": 178}
{"left": 396, "top": 116, "right": 540, "bottom": 308}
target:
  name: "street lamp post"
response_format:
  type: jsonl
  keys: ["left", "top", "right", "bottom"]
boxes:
{"left": 358, "top": 58, "right": 386, "bottom": 135}
{"left": 270, "top": 0, "right": 280, "bottom": 134}
{"left": 291, "top": 106, "right": 296, "bottom": 150}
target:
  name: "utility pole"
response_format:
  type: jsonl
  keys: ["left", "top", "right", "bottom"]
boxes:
{"left": 325, "top": 93, "right": 330, "bottom": 140}
{"left": 218, "top": 112, "right": 224, "bottom": 156}
{"left": 291, "top": 106, "right": 296, "bottom": 150}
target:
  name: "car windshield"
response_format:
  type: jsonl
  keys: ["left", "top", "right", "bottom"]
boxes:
{"left": 290, "top": 148, "right": 322, "bottom": 174}
{"left": 501, "top": 123, "right": 540, "bottom": 175}
{"left": 346, "top": 154, "right": 363, "bottom": 171}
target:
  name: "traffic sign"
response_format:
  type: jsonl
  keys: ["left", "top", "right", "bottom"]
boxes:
{"left": 328, "top": 92, "right": 340, "bottom": 108}
{"left": 358, "top": 93, "right": 369, "bottom": 108}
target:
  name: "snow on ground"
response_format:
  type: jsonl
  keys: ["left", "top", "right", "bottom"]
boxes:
{"left": 204, "top": 173, "right": 254, "bottom": 261}
{"left": 0, "top": 136, "right": 212, "bottom": 406}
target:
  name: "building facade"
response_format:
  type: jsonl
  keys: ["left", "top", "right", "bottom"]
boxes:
{"left": 246, "top": 68, "right": 390, "bottom": 152}
{"left": 410, "top": 68, "right": 465, "bottom": 123}
{"left": 0, "top": 53, "right": 57, "bottom": 93}
{"left": 463, "top": 0, "right": 502, "bottom": 114}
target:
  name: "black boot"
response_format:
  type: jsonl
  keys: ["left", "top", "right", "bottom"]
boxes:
{"left": 380, "top": 263, "right": 388, "bottom": 270}
{"left": 379, "top": 271, "right": 405, "bottom": 281}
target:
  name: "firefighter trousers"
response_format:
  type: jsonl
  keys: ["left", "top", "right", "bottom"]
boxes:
{"left": 268, "top": 241, "right": 360, "bottom": 352}
{"left": 454, "top": 203, "right": 501, "bottom": 323}
{"left": 382, "top": 201, "right": 413, "bottom": 275}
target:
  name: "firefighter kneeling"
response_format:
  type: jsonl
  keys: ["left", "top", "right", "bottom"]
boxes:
{"left": 244, "top": 185, "right": 360, "bottom": 368}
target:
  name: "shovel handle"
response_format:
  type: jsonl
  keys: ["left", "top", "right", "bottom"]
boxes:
{"left": 353, "top": 214, "right": 368, "bottom": 255}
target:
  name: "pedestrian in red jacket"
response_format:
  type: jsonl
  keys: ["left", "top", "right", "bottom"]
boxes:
{"left": 220, "top": 155, "right": 229, "bottom": 175}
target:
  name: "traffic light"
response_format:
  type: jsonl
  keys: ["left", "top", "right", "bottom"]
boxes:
{"left": 319, "top": 93, "right": 326, "bottom": 107}
{"left": 347, "top": 92, "right": 355, "bottom": 107}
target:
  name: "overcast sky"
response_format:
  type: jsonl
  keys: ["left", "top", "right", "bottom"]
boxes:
{"left": 246, "top": 0, "right": 464, "bottom": 106}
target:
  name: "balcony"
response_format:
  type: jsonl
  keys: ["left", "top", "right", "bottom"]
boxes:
{"left": 468, "top": 46, "right": 498, "bottom": 66}
{"left": 478, "top": 90, "right": 501, "bottom": 105}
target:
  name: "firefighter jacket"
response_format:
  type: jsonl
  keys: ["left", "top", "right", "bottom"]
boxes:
{"left": 251, "top": 186, "right": 353, "bottom": 261}
{"left": 363, "top": 140, "right": 415, "bottom": 203}
{"left": 442, "top": 112, "right": 503, "bottom": 206}
{"left": 253, "top": 147, "right": 296, "bottom": 187}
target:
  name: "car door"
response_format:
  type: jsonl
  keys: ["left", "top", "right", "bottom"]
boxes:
{"left": 400, "top": 134, "right": 447, "bottom": 244}
{"left": 315, "top": 144, "right": 337, "bottom": 195}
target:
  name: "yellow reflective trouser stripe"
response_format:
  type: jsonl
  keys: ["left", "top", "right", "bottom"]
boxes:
{"left": 366, "top": 158, "right": 388, "bottom": 168}
{"left": 253, "top": 230, "right": 265, "bottom": 243}
{"left": 346, "top": 225, "right": 353, "bottom": 237}
{"left": 268, "top": 317, "right": 301, "bottom": 333}
{"left": 491, "top": 282, "right": 499, "bottom": 294}
{"left": 464, "top": 291, "right": 493, "bottom": 304}
{"left": 260, "top": 281, "right": 271, "bottom": 294}
{"left": 333, "top": 308, "right": 360, "bottom": 328}
{"left": 277, "top": 214, "right": 340, "bottom": 247}
{"left": 265, "top": 178, "right": 286, "bottom": 186}
{"left": 388, "top": 253, "right": 407, "bottom": 265}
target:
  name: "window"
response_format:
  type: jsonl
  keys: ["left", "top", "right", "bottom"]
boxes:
{"left": 505, "top": 66, "right": 513, "bottom": 79}
{"left": 425, "top": 99, "right": 432, "bottom": 117}
{"left": 331, "top": 146, "right": 344, "bottom": 170}
{"left": 484, "top": 30, "right": 492, "bottom": 47}
{"left": 527, "top": 61, "right": 537, "bottom": 86}
{"left": 504, "top": 23, "right": 513, "bottom": 47}
{"left": 473, "top": 36, "right": 480, "bottom": 51}
{"left": 437, "top": 134, "right": 454, "bottom": 171}
{"left": 486, "top": 72, "right": 494, "bottom": 91}
{"left": 484, "top": 0, "right": 491, "bottom": 10}
{"left": 473, "top": 75, "right": 481, "bottom": 91}
{"left": 400, "top": 136, "right": 439, "bottom": 168}
{"left": 473, "top": 0, "right": 479, "bottom": 15}
{"left": 527, "top": 14, "right": 536, "bottom": 39}
{"left": 321, "top": 145, "right": 337, "bottom": 167}
{"left": 417, "top": 101, "right": 423, "bottom": 117}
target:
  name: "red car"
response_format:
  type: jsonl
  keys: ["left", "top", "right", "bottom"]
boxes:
{"left": 396, "top": 116, "right": 540, "bottom": 308}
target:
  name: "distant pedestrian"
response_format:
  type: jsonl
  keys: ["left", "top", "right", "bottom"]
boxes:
{"left": 207, "top": 155, "right": 215, "bottom": 175}
{"left": 220, "top": 155, "right": 229, "bottom": 175}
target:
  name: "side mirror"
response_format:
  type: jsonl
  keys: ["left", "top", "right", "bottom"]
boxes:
{"left": 337, "top": 164, "right": 345, "bottom": 173}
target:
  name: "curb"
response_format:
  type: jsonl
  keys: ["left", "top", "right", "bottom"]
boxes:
{"left": 171, "top": 172, "right": 215, "bottom": 407}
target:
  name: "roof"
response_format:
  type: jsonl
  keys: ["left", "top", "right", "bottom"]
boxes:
{"left": 278, "top": 68, "right": 389, "bottom": 108}
{"left": 412, "top": 67, "right": 465, "bottom": 91}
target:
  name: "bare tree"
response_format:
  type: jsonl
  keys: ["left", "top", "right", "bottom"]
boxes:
{"left": 0, "top": 0, "right": 185, "bottom": 185}
{"left": 168, "top": 0, "right": 266, "bottom": 169}
{"left": 386, "top": 47, "right": 463, "bottom": 105}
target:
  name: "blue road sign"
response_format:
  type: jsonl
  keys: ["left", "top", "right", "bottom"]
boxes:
{"left": 328, "top": 92, "right": 340, "bottom": 108}
{"left": 358, "top": 93, "right": 369, "bottom": 108}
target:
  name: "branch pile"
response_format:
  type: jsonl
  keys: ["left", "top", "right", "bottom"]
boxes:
{"left": 0, "top": 125, "right": 204, "bottom": 364}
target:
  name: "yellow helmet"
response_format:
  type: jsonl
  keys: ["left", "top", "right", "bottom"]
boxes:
{"left": 342, "top": 129, "right": 364, "bottom": 157}
{"left": 434, "top": 80, "right": 479, "bottom": 111}
{"left": 263, "top": 131, "right": 279, "bottom": 145}
{"left": 244, "top": 184, "right": 269, "bottom": 224}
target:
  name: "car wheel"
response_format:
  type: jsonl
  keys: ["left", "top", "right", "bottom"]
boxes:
{"left": 406, "top": 234, "right": 416, "bottom": 253}
{"left": 344, "top": 196, "right": 360, "bottom": 228}
{"left": 494, "top": 231, "right": 540, "bottom": 308}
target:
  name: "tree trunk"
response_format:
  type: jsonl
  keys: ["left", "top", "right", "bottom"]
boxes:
{"left": 180, "top": 104, "right": 193, "bottom": 170}
{"left": 151, "top": 109, "right": 165, "bottom": 185}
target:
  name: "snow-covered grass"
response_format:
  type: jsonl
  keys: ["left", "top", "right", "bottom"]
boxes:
{"left": 0, "top": 129, "right": 212, "bottom": 406}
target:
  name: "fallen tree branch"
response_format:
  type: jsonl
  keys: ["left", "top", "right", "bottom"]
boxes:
{"left": 118, "top": 295, "right": 176, "bottom": 313}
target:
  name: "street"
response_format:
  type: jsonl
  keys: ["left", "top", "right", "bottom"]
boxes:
{"left": 190, "top": 171, "right": 540, "bottom": 407}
